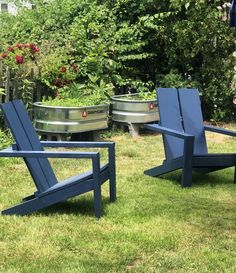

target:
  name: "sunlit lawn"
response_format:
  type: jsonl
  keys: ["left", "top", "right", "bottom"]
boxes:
{"left": 0, "top": 126, "right": 236, "bottom": 273}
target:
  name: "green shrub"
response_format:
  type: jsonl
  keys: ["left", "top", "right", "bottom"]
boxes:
{"left": 42, "top": 78, "right": 113, "bottom": 107}
{"left": 0, "top": 0, "right": 235, "bottom": 120}
{"left": 0, "top": 129, "right": 13, "bottom": 149}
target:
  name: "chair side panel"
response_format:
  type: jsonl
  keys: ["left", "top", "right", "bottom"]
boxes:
{"left": 178, "top": 88, "right": 208, "bottom": 155}
{"left": 12, "top": 100, "right": 58, "bottom": 187}
{"left": 0, "top": 101, "right": 57, "bottom": 192}
{"left": 157, "top": 88, "right": 184, "bottom": 160}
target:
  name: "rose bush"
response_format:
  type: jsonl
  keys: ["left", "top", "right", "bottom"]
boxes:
{"left": 0, "top": 43, "right": 40, "bottom": 72}
{"left": 0, "top": 43, "right": 40, "bottom": 104}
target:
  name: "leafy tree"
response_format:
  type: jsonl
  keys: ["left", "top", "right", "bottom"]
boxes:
{"left": 0, "top": 0, "right": 235, "bottom": 120}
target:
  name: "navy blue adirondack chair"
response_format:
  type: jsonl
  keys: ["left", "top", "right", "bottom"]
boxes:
{"left": 230, "top": 0, "right": 236, "bottom": 27}
{"left": 0, "top": 100, "right": 116, "bottom": 217}
{"left": 144, "top": 88, "right": 236, "bottom": 187}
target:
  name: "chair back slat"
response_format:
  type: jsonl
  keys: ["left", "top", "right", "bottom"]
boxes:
{"left": 157, "top": 88, "right": 184, "bottom": 160}
{"left": 178, "top": 88, "right": 208, "bottom": 155}
{"left": 0, "top": 100, "right": 57, "bottom": 192}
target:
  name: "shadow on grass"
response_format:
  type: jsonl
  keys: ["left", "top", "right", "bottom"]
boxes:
{"left": 158, "top": 169, "right": 235, "bottom": 187}
{"left": 34, "top": 196, "right": 111, "bottom": 217}
{"left": 130, "top": 169, "right": 236, "bottom": 232}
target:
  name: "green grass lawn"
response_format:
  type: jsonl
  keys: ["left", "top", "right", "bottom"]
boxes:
{"left": 0, "top": 128, "right": 236, "bottom": 273}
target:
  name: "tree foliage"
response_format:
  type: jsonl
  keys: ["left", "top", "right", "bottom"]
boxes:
{"left": 0, "top": 0, "right": 235, "bottom": 120}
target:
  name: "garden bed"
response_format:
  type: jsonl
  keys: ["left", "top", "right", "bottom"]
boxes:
{"left": 111, "top": 93, "right": 159, "bottom": 124}
{"left": 33, "top": 102, "right": 109, "bottom": 136}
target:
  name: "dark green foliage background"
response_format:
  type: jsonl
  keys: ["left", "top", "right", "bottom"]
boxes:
{"left": 0, "top": 0, "right": 235, "bottom": 120}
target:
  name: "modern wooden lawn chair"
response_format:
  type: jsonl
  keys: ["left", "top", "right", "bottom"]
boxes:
{"left": 0, "top": 100, "right": 116, "bottom": 217}
{"left": 144, "top": 88, "right": 236, "bottom": 187}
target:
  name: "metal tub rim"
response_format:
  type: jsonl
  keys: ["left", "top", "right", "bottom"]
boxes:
{"left": 111, "top": 93, "right": 156, "bottom": 103}
{"left": 33, "top": 101, "right": 109, "bottom": 110}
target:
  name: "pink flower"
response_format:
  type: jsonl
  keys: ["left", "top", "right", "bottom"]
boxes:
{"left": 29, "top": 44, "right": 40, "bottom": 53}
{"left": 15, "top": 55, "right": 24, "bottom": 64}
{"left": 1, "top": 52, "right": 8, "bottom": 59}
{"left": 16, "top": 43, "right": 24, "bottom": 49}
{"left": 7, "top": 47, "right": 14, "bottom": 52}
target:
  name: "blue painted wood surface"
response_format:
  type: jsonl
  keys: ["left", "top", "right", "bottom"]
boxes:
{"left": 156, "top": 88, "right": 184, "bottom": 160}
{"left": 145, "top": 88, "right": 236, "bottom": 187}
{"left": 230, "top": 0, "right": 236, "bottom": 27}
{"left": 0, "top": 100, "right": 116, "bottom": 217}
{"left": 178, "top": 88, "right": 208, "bottom": 155}
{"left": 204, "top": 125, "right": 236, "bottom": 137}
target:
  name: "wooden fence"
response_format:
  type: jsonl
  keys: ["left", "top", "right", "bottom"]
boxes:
{"left": 0, "top": 60, "right": 45, "bottom": 104}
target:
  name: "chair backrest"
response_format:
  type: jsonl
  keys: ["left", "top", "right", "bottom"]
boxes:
{"left": 178, "top": 88, "right": 208, "bottom": 155}
{"left": 157, "top": 88, "right": 208, "bottom": 160}
{"left": 157, "top": 88, "right": 185, "bottom": 160}
{"left": 0, "top": 100, "right": 57, "bottom": 193}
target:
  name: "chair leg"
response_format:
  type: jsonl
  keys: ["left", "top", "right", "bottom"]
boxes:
{"left": 108, "top": 144, "right": 116, "bottom": 202}
{"left": 181, "top": 166, "right": 193, "bottom": 187}
{"left": 93, "top": 188, "right": 101, "bottom": 219}
{"left": 109, "top": 172, "right": 116, "bottom": 202}
{"left": 234, "top": 166, "right": 236, "bottom": 184}
{"left": 93, "top": 157, "right": 102, "bottom": 219}
{"left": 181, "top": 136, "right": 194, "bottom": 188}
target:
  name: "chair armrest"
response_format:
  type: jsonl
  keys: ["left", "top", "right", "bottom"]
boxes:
{"left": 40, "top": 141, "right": 115, "bottom": 149}
{"left": 204, "top": 125, "right": 236, "bottom": 137}
{"left": 0, "top": 149, "right": 100, "bottom": 159}
{"left": 145, "top": 124, "right": 194, "bottom": 139}
{"left": 11, "top": 141, "right": 115, "bottom": 166}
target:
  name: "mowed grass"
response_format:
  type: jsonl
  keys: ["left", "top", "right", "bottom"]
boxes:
{"left": 0, "top": 127, "right": 236, "bottom": 273}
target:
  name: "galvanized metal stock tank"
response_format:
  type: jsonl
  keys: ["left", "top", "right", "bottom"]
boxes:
{"left": 33, "top": 102, "right": 109, "bottom": 134}
{"left": 111, "top": 94, "right": 159, "bottom": 123}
